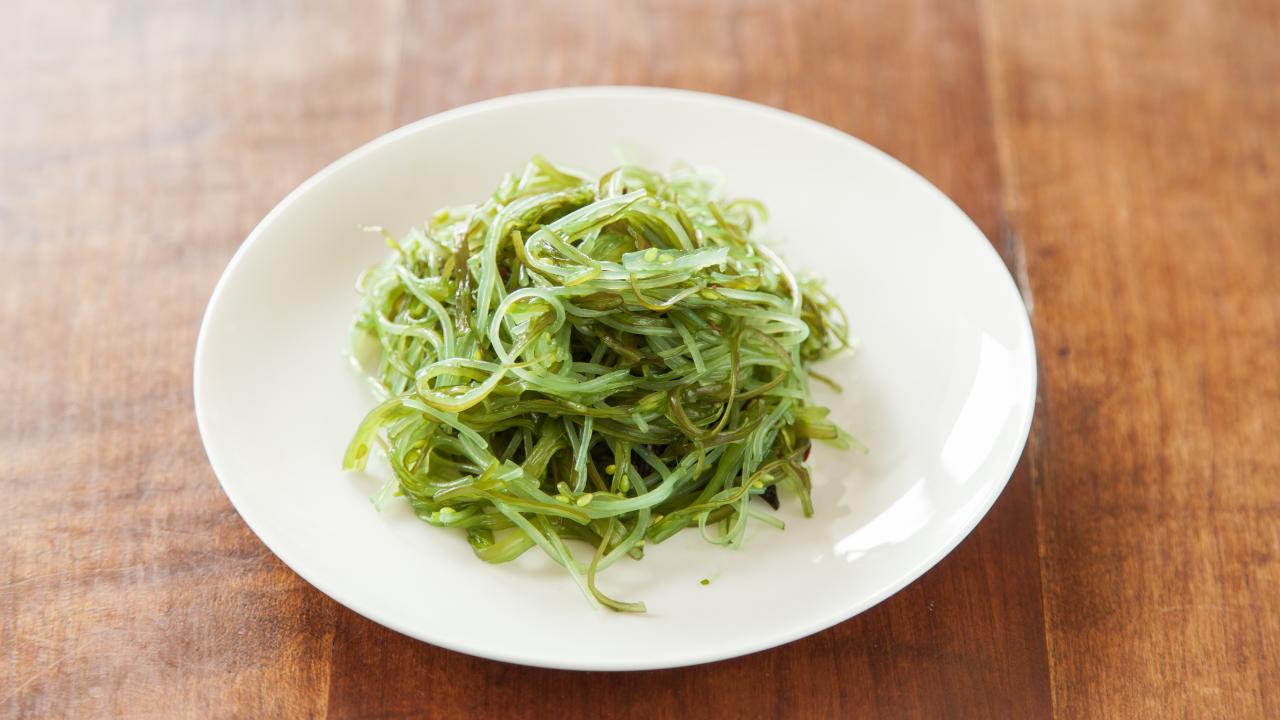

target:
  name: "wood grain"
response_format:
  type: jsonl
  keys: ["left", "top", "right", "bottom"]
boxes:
{"left": 0, "top": 0, "right": 1275, "bottom": 718}
{"left": 982, "top": 0, "right": 1280, "bottom": 715}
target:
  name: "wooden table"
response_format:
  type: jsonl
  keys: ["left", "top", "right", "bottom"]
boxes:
{"left": 3, "top": 1, "right": 1277, "bottom": 717}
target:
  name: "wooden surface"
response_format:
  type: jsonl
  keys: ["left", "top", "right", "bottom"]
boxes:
{"left": 2, "top": 1, "right": 1277, "bottom": 717}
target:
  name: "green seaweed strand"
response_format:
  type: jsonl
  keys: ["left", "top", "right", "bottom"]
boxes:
{"left": 343, "top": 156, "right": 856, "bottom": 611}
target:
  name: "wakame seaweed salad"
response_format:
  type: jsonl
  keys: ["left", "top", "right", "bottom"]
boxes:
{"left": 343, "top": 156, "right": 857, "bottom": 611}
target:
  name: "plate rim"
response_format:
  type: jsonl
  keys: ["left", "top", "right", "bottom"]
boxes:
{"left": 193, "top": 85, "right": 1038, "bottom": 671}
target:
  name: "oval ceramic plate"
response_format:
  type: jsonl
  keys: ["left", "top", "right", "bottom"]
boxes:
{"left": 194, "top": 87, "right": 1035, "bottom": 671}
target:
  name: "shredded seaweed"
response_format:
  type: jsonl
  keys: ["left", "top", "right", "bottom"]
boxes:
{"left": 343, "top": 157, "right": 856, "bottom": 611}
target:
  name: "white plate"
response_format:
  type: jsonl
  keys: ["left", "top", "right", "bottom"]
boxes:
{"left": 194, "top": 87, "right": 1036, "bottom": 671}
